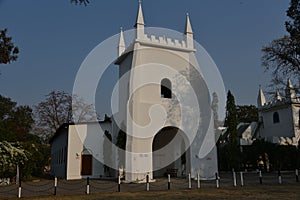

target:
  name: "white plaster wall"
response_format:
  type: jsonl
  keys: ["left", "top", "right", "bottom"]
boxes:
{"left": 67, "top": 124, "right": 86, "bottom": 180}
{"left": 123, "top": 42, "right": 217, "bottom": 181}
{"left": 66, "top": 122, "right": 112, "bottom": 180}
{"left": 259, "top": 106, "right": 295, "bottom": 141}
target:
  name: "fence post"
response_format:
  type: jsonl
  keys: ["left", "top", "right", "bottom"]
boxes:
{"left": 86, "top": 177, "right": 90, "bottom": 194}
{"left": 54, "top": 177, "right": 57, "bottom": 195}
{"left": 215, "top": 172, "right": 220, "bottom": 188}
{"left": 240, "top": 172, "right": 244, "bottom": 187}
{"left": 296, "top": 169, "right": 299, "bottom": 182}
{"left": 259, "top": 170, "right": 262, "bottom": 184}
{"left": 18, "top": 179, "right": 21, "bottom": 198}
{"left": 146, "top": 174, "right": 149, "bottom": 191}
{"left": 167, "top": 174, "right": 170, "bottom": 190}
{"left": 278, "top": 170, "right": 282, "bottom": 184}
{"left": 197, "top": 173, "right": 200, "bottom": 189}
{"left": 233, "top": 170, "right": 237, "bottom": 187}
{"left": 188, "top": 173, "right": 191, "bottom": 189}
{"left": 118, "top": 176, "right": 121, "bottom": 192}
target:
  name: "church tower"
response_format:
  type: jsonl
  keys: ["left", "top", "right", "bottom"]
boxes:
{"left": 115, "top": 2, "right": 217, "bottom": 182}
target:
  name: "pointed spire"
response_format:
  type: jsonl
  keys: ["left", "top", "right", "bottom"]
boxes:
{"left": 257, "top": 86, "right": 266, "bottom": 108}
{"left": 134, "top": 0, "right": 145, "bottom": 39}
{"left": 135, "top": 0, "right": 144, "bottom": 27}
{"left": 275, "top": 90, "right": 282, "bottom": 101}
{"left": 184, "top": 13, "right": 194, "bottom": 48}
{"left": 184, "top": 13, "right": 193, "bottom": 34}
{"left": 118, "top": 27, "right": 125, "bottom": 56}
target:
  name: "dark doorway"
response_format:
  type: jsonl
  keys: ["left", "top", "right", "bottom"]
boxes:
{"left": 152, "top": 127, "right": 190, "bottom": 178}
{"left": 81, "top": 154, "right": 92, "bottom": 175}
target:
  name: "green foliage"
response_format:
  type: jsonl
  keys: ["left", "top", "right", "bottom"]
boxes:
{"left": 219, "top": 138, "right": 300, "bottom": 171}
{"left": 236, "top": 105, "right": 258, "bottom": 123}
{"left": 0, "top": 94, "right": 50, "bottom": 179}
{"left": 224, "top": 91, "right": 238, "bottom": 145}
{"left": 0, "top": 141, "right": 28, "bottom": 178}
{"left": 0, "top": 29, "right": 19, "bottom": 64}
{"left": 0, "top": 95, "right": 34, "bottom": 142}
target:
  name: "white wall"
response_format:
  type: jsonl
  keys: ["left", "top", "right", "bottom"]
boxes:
{"left": 66, "top": 122, "right": 112, "bottom": 180}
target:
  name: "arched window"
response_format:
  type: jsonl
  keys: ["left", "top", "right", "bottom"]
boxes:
{"left": 161, "top": 78, "right": 172, "bottom": 99}
{"left": 273, "top": 112, "right": 280, "bottom": 124}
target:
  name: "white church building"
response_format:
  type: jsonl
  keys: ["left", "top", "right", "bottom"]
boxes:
{"left": 236, "top": 79, "right": 300, "bottom": 146}
{"left": 51, "top": 2, "right": 219, "bottom": 181}
{"left": 256, "top": 79, "right": 300, "bottom": 145}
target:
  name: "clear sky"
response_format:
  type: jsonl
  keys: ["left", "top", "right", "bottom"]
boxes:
{"left": 0, "top": 0, "right": 290, "bottom": 116}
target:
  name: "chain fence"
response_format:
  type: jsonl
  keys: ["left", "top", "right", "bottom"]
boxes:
{"left": 0, "top": 170, "right": 299, "bottom": 198}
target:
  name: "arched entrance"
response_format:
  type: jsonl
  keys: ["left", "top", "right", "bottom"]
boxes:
{"left": 152, "top": 127, "right": 190, "bottom": 178}
{"left": 81, "top": 148, "right": 93, "bottom": 176}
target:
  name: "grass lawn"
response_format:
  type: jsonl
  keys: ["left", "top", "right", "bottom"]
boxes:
{"left": 2, "top": 184, "right": 300, "bottom": 200}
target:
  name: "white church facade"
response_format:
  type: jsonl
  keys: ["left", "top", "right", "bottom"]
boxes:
{"left": 235, "top": 79, "right": 300, "bottom": 146}
{"left": 256, "top": 79, "right": 300, "bottom": 145}
{"left": 51, "top": 2, "right": 218, "bottom": 181}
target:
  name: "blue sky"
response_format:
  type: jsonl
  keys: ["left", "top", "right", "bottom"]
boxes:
{"left": 0, "top": 0, "right": 290, "bottom": 116}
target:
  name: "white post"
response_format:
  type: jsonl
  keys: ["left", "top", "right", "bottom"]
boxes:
{"left": 188, "top": 173, "right": 191, "bottom": 189}
{"left": 233, "top": 171, "right": 237, "bottom": 187}
{"left": 240, "top": 172, "right": 244, "bottom": 187}
{"left": 118, "top": 176, "right": 121, "bottom": 192}
{"left": 86, "top": 177, "right": 90, "bottom": 194}
{"left": 197, "top": 173, "right": 200, "bottom": 189}
{"left": 216, "top": 172, "right": 220, "bottom": 188}
{"left": 168, "top": 174, "right": 171, "bottom": 190}
{"left": 54, "top": 177, "right": 57, "bottom": 195}
{"left": 18, "top": 186, "right": 21, "bottom": 198}
{"left": 278, "top": 171, "right": 282, "bottom": 184}
{"left": 146, "top": 174, "right": 149, "bottom": 191}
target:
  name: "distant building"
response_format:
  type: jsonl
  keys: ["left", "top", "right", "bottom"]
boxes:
{"left": 256, "top": 79, "right": 300, "bottom": 145}
{"left": 221, "top": 79, "right": 300, "bottom": 146}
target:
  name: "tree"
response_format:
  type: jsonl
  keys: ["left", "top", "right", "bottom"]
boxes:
{"left": 262, "top": 0, "right": 300, "bottom": 91}
{"left": 34, "top": 91, "right": 72, "bottom": 140}
{"left": 34, "top": 90, "right": 97, "bottom": 141}
{"left": 224, "top": 91, "right": 238, "bottom": 145}
{"left": 0, "top": 29, "right": 19, "bottom": 65}
{"left": 222, "top": 91, "right": 240, "bottom": 170}
{"left": 0, "top": 95, "right": 34, "bottom": 142}
{"left": 236, "top": 105, "right": 258, "bottom": 124}
{"left": 0, "top": 141, "right": 28, "bottom": 178}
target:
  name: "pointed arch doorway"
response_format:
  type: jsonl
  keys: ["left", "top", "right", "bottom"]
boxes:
{"left": 152, "top": 127, "right": 191, "bottom": 178}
